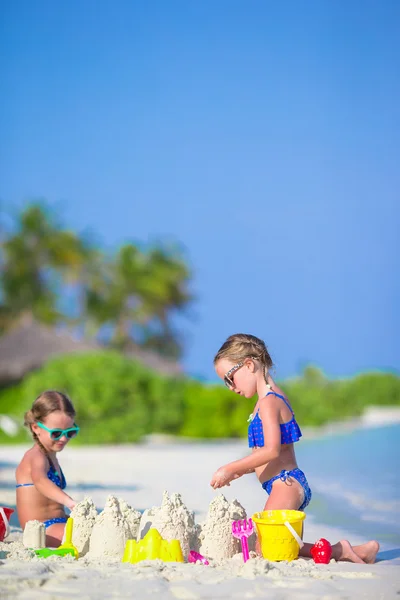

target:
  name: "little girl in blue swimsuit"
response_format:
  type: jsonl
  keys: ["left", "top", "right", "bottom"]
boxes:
{"left": 211, "top": 333, "right": 380, "bottom": 564}
{"left": 16, "top": 391, "right": 79, "bottom": 547}
{"left": 211, "top": 333, "right": 312, "bottom": 510}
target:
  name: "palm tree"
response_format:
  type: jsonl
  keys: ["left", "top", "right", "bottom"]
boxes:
{"left": 0, "top": 203, "right": 93, "bottom": 330}
{"left": 1, "top": 202, "right": 194, "bottom": 358}
{"left": 84, "top": 243, "right": 145, "bottom": 346}
{"left": 139, "top": 245, "right": 193, "bottom": 357}
{"left": 85, "top": 242, "right": 193, "bottom": 357}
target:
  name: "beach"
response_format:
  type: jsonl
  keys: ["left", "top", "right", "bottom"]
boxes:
{"left": 1, "top": 432, "right": 400, "bottom": 599}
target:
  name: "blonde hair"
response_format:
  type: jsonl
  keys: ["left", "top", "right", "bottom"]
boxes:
{"left": 24, "top": 391, "right": 76, "bottom": 465}
{"left": 214, "top": 333, "right": 274, "bottom": 380}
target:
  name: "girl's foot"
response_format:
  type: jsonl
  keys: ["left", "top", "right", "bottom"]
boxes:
{"left": 333, "top": 540, "right": 379, "bottom": 564}
{"left": 353, "top": 540, "right": 380, "bottom": 564}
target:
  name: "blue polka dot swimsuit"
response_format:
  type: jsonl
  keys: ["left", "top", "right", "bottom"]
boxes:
{"left": 16, "top": 463, "right": 66, "bottom": 490}
{"left": 248, "top": 391, "right": 302, "bottom": 447}
{"left": 16, "top": 461, "right": 68, "bottom": 528}
{"left": 248, "top": 391, "right": 312, "bottom": 510}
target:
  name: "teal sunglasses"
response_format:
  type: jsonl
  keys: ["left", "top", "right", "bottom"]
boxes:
{"left": 36, "top": 421, "right": 80, "bottom": 441}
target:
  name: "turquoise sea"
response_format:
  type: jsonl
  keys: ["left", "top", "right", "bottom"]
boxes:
{"left": 297, "top": 423, "right": 400, "bottom": 552}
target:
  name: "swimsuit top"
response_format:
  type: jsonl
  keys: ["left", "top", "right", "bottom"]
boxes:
{"left": 248, "top": 391, "right": 302, "bottom": 448}
{"left": 16, "top": 462, "right": 67, "bottom": 490}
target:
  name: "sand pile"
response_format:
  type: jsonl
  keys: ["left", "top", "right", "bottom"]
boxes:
{"left": 199, "top": 495, "right": 255, "bottom": 561}
{"left": 138, "top": 490, "right": 200, "bottom": 557}
{"left": 87, "top": 496, "right": 139, "bottom": 560}
{"left": 70, "top": 497, "right": 98, "bottom": 556}
{"left": 0, "top": 540, "right": 35, "bottom": 561}
{"left": 118, "top": 498, "right": 141, "bottom": 539}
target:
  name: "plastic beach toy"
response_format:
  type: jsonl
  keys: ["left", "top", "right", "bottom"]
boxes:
{"left": 0, "top": 507, "right": 14, "bottom": 542}
{"left": 122, "top": 528, "right": 184, "bottom": 564}
{"left": 310, "top": 538, "right": 332, "bottom": 564}
{"left": 252, "top": 510, "right": 306, "bottom": 562}
{"left": 232, "top": 518, "right": 254, "bottom": 563}
{"left": 188, "top": 550, "right": 209, "bottom": 565}
{"left": 35, "top": 517, "right": 79, "bottom": 559}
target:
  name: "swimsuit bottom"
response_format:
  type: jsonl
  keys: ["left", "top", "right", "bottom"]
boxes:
{"left": 261, "top": 468, "right": 312, "bottom": 511}
{"left": 43, "top": 516, "right": 68, "bottom": 529}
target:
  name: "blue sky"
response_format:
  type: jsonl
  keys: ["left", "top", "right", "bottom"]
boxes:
{"left": 1, "top": 1, "right": 399, "bottom": 381}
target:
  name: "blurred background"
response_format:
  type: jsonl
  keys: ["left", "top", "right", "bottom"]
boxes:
{"left": 0, "top": 0, "right": 399, "bottom": 550}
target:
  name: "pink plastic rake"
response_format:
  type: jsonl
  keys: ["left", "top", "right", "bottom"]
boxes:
{"left": 232, "top": 518, "right": 254, "bottom": 563}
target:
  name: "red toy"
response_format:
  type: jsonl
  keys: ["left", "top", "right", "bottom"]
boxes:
{"left": 0, "top": 507, "right": 14, "bottom": 542}
{"left": 310, "top": 538, "right": 332, "bottom": 564}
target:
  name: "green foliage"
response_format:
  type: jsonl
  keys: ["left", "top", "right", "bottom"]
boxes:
{"left": 280, "top": 366, "right": 400, "bottom": 426}
{"left": 0, "top": 352, "right": 186, "bottom": 444}
{"left": 0, "top": 203, "right": 92, "bottom": 328}
{"left": 179, "top": 380, "right": 252, "bottom": 438}
{"left": 0, "top": 355, "right": 399, "bottom": 444}
{"left": 0, "top": 202, "right": 193, "bottom": 357}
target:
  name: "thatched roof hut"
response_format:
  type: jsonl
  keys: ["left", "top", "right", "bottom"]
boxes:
{"left": 0, "top": 321, "right": 182, "bottom": 384}
{"left": 124, "top": 345, "right": 182, "bottom": 377}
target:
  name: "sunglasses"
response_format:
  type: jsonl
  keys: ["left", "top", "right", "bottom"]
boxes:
{"left": 224, "top": 362, "right": 244, "bottom": 388}
{"left": 223, "top": 356, "right": 259, "bottom": 389}
{"left": 36, "top": 421, "right": 80, "bottom": 441}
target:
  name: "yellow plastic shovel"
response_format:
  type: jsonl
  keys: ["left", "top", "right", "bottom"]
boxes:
{"left": 34, "top": 517, "right": 79, "bottom": 559}
{"left": 58, "top": 517, "right": 79, "bottom": 558}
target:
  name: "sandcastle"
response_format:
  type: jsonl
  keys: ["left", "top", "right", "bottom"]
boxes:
{"left": 138, "top": 490, "right": 200, "bottom": 557}
{"left": 68, "top": 491, "right": 255, "bottom": 562}
{"left": 70, "top": 497, "right": 98, "bottom": 555}
{"left": 22, "top": 520, "right": 45, "bottom": 549}
{"left": 8, "top": 492, "right": 255, "bottom": 563}
{"left": 87, "top": 496, "right": 141, "bottom": 559}
{"left": 199, "top": 495, "right": 253, "bottom": 561}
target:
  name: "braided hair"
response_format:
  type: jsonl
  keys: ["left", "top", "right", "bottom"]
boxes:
{"left": 214, "top": 333, "right": 274, "bottom": 382}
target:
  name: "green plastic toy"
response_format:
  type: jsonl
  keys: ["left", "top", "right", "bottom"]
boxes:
{"left": 34, "top": 517, "right": 79, "bottom": 559}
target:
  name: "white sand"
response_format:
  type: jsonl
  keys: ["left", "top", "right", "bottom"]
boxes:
{"left": 0, "top": 442, "right": 399, "bottom": 599}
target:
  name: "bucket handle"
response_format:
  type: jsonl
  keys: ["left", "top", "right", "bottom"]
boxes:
{"left": 284, "top": 521, "right": 304, "bottom": 549}
{"left": 0, "top": 507, "right": 10, "bottom": 539}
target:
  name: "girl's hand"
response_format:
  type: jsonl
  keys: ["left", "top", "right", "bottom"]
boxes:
{"left": 210, "top": 466, "right": 241, "bottom": 489}
{"left": 66, "top": 498, "right": 76, "bottom": 510}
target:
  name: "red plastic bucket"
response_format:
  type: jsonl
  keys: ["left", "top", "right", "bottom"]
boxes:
{"left": 0, "top": 507, "right": 14, "bottom": 541}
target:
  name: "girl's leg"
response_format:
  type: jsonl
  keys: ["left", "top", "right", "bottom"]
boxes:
{"left": 45, "top": 522, "right": 66, "bottom": 547}
{"left": 262, "top": 477, "right": 304, "bottom": 511}
{"left": 259, "top": 479, "right": 380, "bottom": 564}
{"left": 299, "top": 540, "right": 380, "bottom": 564}
{"left": 255, "top": 478, "right": 304, "bottom": 553}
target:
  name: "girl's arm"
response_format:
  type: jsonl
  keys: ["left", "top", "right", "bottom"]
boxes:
{"left": 210, "top": 399, "right": 281, "bottom": 488}
{"left": 31, "top": 453, "right": 76, "bottom": 510}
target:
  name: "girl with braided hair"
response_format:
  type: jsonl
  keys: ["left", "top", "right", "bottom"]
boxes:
{"left": 16, "top": 391, "right": 79, "bottom": 547}
{"left": 211, "top": 333, "right": 379, "bottom": 564}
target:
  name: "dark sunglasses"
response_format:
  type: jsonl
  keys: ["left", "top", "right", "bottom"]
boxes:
{"left": 36, "top": 421, "right": 80, "bottom": 440}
